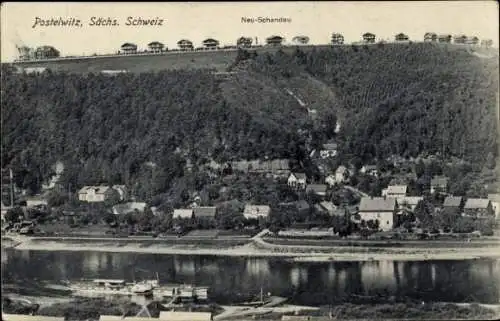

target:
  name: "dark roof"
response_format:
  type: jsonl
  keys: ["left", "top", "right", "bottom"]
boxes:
{"left": 291, "top": 172, "right": 306, "bottom": 180}
{"left": 193, "top": 206, "right": 217, "bottom": 218}
{"left": 295, "top": 200, "right": 310, "bottom": 211}
{"left": 203, "top": 38, "right": 219, "bottom": 43}
{"left": 177, "top": 39, "right": 193, "bottom": 44}
{"left": 363, "top": 33, "right": 375, "bottom": 37}
{"left": 443, "top": 196, "right": 462, "bottom": 207}
{"left": 267, "top": 35, "right": 284, "bottom": 41}
{"left": 359, "top": 197, "right": 397, "bottom": 212}
{"left": 148, "top": 41, "right": 164, "bottom": 46}
{"left": 121, "top": 43, "right": 137, "bottom": 48}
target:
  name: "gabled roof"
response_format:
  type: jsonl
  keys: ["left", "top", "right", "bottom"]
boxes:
{"left": 464, "top": 199, "right": 491, "bottom": 209}
{"left": 386, "top": 185, "right": 407, "bottom": 195}
{"left": 177, "top": 39, "right": 193, "bottom": 44}
{"left": 306, "top": 184, "right": 328, "bottom": 194}
{"left": 148, "top": 41, "right": 164, "bottom": 46}
{"left": 443, "top": 196, "right": 463, "bottom": 207}
{"left": 121, "top": 43, "right": 137, "bottom": 48}
{"left": 318, "top": 201, "right": 337, "bottom": 213}
{"left": 487, "top": 194, "right": 500, "bottom": 202}
{"left": 193, "top": 206, "right": 217, "bottom": 218}
{"left": 290, "top": 172, "right": 306, "bottom": 180}
{"left": 203, "top": 38, "right": 219, "bottom": 43}
{"left": 431, "top": 176, "right": 449, "bottom": 187}
{"left": 399, "top": 196, "right": 423, "bottom": 206}
{"left": 359, "top": 197, "right": 397, "bottom": 212}
{"left": 173, "top": 209, "right": 193, "bottom": 219}
{"left": 363, "top": 32, "right": 375, "bottom": 37}
{"left": 78, "top": 185, "right": 111, "bottom": 194}
{"left": 322, "top": 143, "right": 338, "bottom": 150}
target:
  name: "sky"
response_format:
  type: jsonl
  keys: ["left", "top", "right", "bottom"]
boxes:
{"left": 1, "top": 1, "right": 498, "bottom": 62}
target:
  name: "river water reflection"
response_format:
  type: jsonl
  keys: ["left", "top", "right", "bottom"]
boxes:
{"left": 2, "top": 249, "right": 499, "bottom": 305}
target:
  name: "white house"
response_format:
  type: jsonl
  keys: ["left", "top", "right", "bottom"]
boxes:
{"left": 358, "top": 197, "right": 398, "bottom": 231}
{"left": 78, "top": 186, "right": 120, "bottom": 203}
{"left": 325, "top": 174, "right": 336, "bottom": 187}
{"left": 383, "top": 185, "right": 407, "bottom": 202}
{"left": 487, "top": 194, "right": 500, "bottom": 219}
{"left": 360, "top": 165, "right": 379, "bottom": 177}
{"left": 335, "top": 166, "right": 348, "bottom": 183}
{"left": 243, "top": 205, "right": 271, "bottom": 220}
{"left": 430, "top": 176, "right": 449, "bottom": 194}
{"left": 319, "top": 143, "right": 338, "bottom": 158}
{"left": 399, "top": 196, "right": 423, "bottom": 211}
{"left": 288, "top": 172, "right": 307, "bottom": 189}
{"left": 112, "top": 202, "right": 147, "bottom": 215}
{"left": 173, "top": 209, "right": 194, "bottom": 219}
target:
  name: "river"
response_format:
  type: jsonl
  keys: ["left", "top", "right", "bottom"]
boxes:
{"left": 2, "top": 249, "right": 499, "bottom": 306}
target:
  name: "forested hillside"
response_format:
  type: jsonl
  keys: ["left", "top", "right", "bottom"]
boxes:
{"left": 1, "top": 42, "right": 498, "bottom": 203}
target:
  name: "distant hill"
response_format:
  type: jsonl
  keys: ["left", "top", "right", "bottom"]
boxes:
{"left": 1, "top": 42, "right": 498, "bottom": 202}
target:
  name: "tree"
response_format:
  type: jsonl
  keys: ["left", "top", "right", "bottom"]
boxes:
{"left": 5, "top": 207, "right": 23, "bottom": 223}
{"left": 47, "top": 191, "right": 69, "bottom": 208}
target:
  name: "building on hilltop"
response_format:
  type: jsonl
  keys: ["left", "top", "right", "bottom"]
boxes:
{"left": 320, "top": 143, "right": 338, "bottom": 159}
{"left": 292, "top": 36, "right": 309, "bottom": 45}
{"left": 120, "top": 43, "right": 137, "bottom": 54}
{"left": 438, "top": 34, "right": 452, "bottom": 43}
{"left": 394, "top": 33, "right": 409, "bottom": 42}
{"left": 34, "top": 45, "right": 60, "bottom": 59}
{"left": 358, "top": 197, "right": 398, "bottom": 231}
{"left": 243, "top": 204, "right": 271, "bottom": 220}
{"left": 177, "top": 39, "right": 194, "bottom": 51}
{"left": 147, "top": 41, "right": 164, "bottom": 52}
{"left": 424, "top": 32, "right": 438, "bottom": 42}
{"left": 453, "top": 34, "right": 468, "bottom": 44}
{"left": 266, "top": 35, "right": 284, "bottom": 46}
{"left": 443, "top": 196, "right": 464, "bottom": 211}
{"left": 236, "top": 36, "right": 253, "bottom": 48}
{"left": 466, "top": 36, "right": 480, "bottom": 45}
{"left": 16, "top": 45, "right": 35, "bottom": 61}
{"left": 202, "top": 38, "right": 220, "bottom": 49}
{"left": 362, "top": 33, "right": 376, "bottom": 43}
{"left": 331, "top": 33, "right": 344, "bottom": 45}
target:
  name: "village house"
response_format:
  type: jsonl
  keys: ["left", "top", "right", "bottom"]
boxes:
{"left": 319, "top": 143, "right": 338, "bottom": 158}
{"left": 173, "top": 208, "right": 194, "bottom": 219}
{"left": 399, "top": 196, "right": 423, "bottom": 211}
{"left": 443, "top": 196, "right": 464, "bottom": 212}
{"left": 306, "top": 184, "right": 328, "bottom": 198}
{"left": 243, "top": 204, "right": 271, "bottom": 220}
{"left": 34, "top": 45, "right": 60, "bottom": 59}
{"left": 394, "top": 33, "right": 409, "bottom": 42}
{"left": 25, "top": 196, "right": 48, "bottom": 208}
{"left": 193, "top": 206, "right": 217, "bottom": 220}
{"left": 236, "top": 36, "right": 253, "bottom": 48}
{"left": 382, "top": 185, "right": 407, "bottom": 201}
{"left": 487, "top": 194, "right": 500, "bottom": 219}
{"left": 315, "top": 201, "right": 340, "bottom": 216}
{"left": 334, "top": 166, "right": 349, "bottom": 183}
{"left": 266, "top": 35, "right": 284, "bottom": 46}
{"left": 438, "top": 34, "right": 452, "bottom": 43}
{"left": 292, "top": 36, "right": 309, "bottom": 45}
{"left": 177, "top": 39, "right": 194, "bottom": 51}
{"left": 463, "top": 199, "right": 494, "bottom": 218}
{"left": 431, "top": 176, "right": 449, "bottom": 194}
{"left": 466, "top": 36, "right": 480, "bottom": 45}
{"left": 424, "top": 32, "right": 437, "bottom": 42}
{"left": 453, "top": 34, "right": 468, "bottom": 44}
{"left": 77, "top": 186, "right": 121, "bottom": 203}
{"left": 358, "top": 197, "right": 398, "bottom": 232}
{"left": 362, "top": 33, "right": 376, "bottom": 43}
{"left": 288, "top": 172, "right": 307, "bottom": 189}
{"left": 360, "top": 165, "right": 379, "bottom": 178}
{"left": 147, "top": 41, "right": 164, "bottom": 52}
{"left": 120, "top": 43, "right": 137, "bottom": 54}
{"left": 331, "top": 33, "right": 344, "bottom": 45}
{"left": 202, "top": 38, "right": 220, "bottom": 49}
{"left": 112, "top": 202, "right": 147, "bottom": 215}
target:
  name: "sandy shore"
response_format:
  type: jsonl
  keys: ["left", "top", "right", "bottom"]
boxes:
{"left": 5, "top": 236, "right": 500, "bottom": 261}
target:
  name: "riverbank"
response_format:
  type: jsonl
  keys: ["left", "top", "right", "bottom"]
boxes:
{"left": 4, "top": 235, "right": 500, "bottom": 261}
